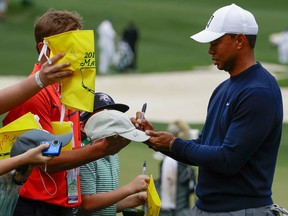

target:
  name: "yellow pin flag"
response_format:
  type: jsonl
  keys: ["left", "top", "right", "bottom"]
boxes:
{"left": 0, "top": 112, "right": 42, "bottom": 160}
{"left": 39, "top": 30, "right": 96, "bottom": 112}
{"left": 147, "top": 175, "right": 161, "bottom": 216}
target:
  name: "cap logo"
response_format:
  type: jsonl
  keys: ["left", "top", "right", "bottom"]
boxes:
{"left": 206, "top": 15, "right": 214, "bottom": 28}
{"left": 99, "top": 93, "right": 113, "bottom": 105}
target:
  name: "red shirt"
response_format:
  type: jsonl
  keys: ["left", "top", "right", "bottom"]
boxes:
{"left": 3, "top": 64, "right": 82, "bottom": 207}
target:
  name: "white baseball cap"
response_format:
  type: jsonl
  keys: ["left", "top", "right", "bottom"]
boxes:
{"left": 84, "top": 109, "right": 150, "bottom": 142}
{"left": 191, "top": 3, "right": 258, "bottom": 43}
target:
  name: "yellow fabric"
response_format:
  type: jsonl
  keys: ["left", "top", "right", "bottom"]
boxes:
{"left": 51, "top": 121, "right": 74, "bottom": 151}
{"left": 44, "top": 30, "right": 96, "bottom": 112}
{"left": 0, "top": 112, "right": 42, "bottom": 160}
{"left": 147, "top": 175, "right": 161, "bottom": 216}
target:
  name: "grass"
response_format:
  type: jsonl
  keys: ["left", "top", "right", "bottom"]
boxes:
{"left": 278, "top": 77, "right": 288, "bottom": 87}
{"left": 0, "top": 0, "right": 287, "bottom": 211}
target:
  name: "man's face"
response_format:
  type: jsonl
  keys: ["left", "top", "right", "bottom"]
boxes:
{"left": 208, "top": 34, "right": 238, "bottom": 73}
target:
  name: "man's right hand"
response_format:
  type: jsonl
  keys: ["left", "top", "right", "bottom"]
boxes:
{"left": 131, "top": 111, "right": 154, "bottom": 131}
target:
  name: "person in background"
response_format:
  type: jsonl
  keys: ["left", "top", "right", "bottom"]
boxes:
{"left": 3, "top": 9, "right": 130, "bottom": 216}
{"left": 277, "top": 30, "right": 288, "bottom": 64}
{"left": 122, "top": 21, "right": 139, "bottom": 70}
{"left": 269, "top": 29, "right": 288, "bottom": 64}
{"left": 74, "top": 92, "right": 149, "bottom": 216}
{"left": 0, "top": 0, "right": 7, "bottom": 22}
{"left": 133, "top": 3, "right": 286, "bottom": 215}
{"left": 97, "top": 18, "right": 116, "bottom": 74}
{"left": 154, "top": 120, "right": 197, "bottom": 216}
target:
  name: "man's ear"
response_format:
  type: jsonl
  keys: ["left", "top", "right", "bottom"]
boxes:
{"left": 235, "top": 34, "right": 246, "bottom": 49}
{"left": 37, "top": 42, "right": 43, "bottom": 54}
{"left": 37, "top": 42, "right": 51, "bottom": 59}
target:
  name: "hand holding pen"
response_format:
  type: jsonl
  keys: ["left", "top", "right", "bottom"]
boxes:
{"left": 138, "top": 103, "right": 147, "bottom": 130}
{"left": 131, "top": 103, "right": 153, "bottom": 131}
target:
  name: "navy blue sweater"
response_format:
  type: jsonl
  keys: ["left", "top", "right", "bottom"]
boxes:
{"left": 167, "top": 63, "right": 283, "bottom": 212}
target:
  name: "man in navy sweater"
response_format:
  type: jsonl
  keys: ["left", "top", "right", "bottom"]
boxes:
{"left": 133, "top": 4, "right": 285, "bottom": 215}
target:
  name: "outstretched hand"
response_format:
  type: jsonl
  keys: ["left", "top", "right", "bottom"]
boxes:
{"left": 131, "top": 111, "right": 175, "bottom": 151}
{"left": 131, "top": 111, "right": 154, "bottom": 131}
{"left": 23, "top": 143, "right": 54, "bottom": 165}
{"left": 39, "top": 53, "right": 74, "bottom": 86}
{"left": 144, "top": 130, "right": 175, "bottom": 151}
{"left": 137, "top": 191, "right": 147, "bottom": 204}
{"left": 127, "top": 174, "right": 150, "bottom": 194}
{"left": 92, "top": 135, "right": 131, "bottom": 156}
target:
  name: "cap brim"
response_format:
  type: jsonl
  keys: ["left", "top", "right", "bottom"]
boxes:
{"left": 54, "top": 133, "right": 73, "bottom": 147}
{"left": 97, "top": 104, "right": 129, "bottom": 113}
{"left": 190, "top": 29, "right": 225, "bottom": 43}
{"left": 80, "top": 104, "right": 129, "bottom": 121}
{"left": 119, "top": 129, "right": 150, "bottom": 142}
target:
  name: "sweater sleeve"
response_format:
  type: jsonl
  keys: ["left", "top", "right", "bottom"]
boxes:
{"left": 169, "top": 87, "right": 280, "bottom": 174}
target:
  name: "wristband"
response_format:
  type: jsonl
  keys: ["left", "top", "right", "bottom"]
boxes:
{"left": 35, "top": 71, "right": 45, "bottom": 88}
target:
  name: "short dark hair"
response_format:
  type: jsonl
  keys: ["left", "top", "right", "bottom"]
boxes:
{"left": 228, "top": 34, "right": 257, "bottom": 48}
{"left": 245, "top": 35, "right": 257, "bottom": 48}
{"left": 34, "top": 9, "right": 82, "bottom": 50}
